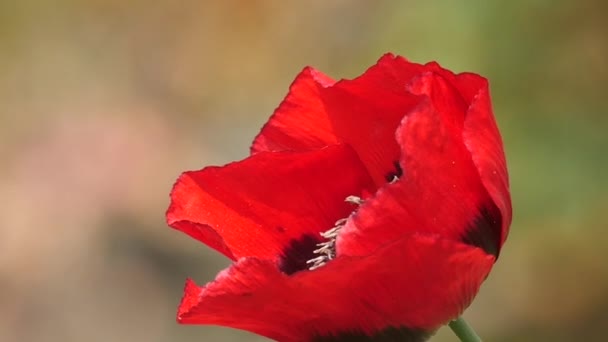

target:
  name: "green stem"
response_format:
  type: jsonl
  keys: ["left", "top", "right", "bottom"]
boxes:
{"left": 448, "top": 317, "right": 482, "bottom": 342}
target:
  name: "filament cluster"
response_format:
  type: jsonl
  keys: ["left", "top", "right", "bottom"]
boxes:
{"left": 306, "top": 196, "right": 364, "bottom": 270}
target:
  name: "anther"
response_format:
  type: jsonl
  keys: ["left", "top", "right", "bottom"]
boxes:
{"left": 320, "top": 226, "right": 340, "bottom": 239}
{"left": 345, "top": 195, "right": 364, "bottom": 205}
{"left": 334, "top": 218, "right": 348, "bottom": 226}
{"left": 313, "top": 241, "right": 335, "bottom": 255}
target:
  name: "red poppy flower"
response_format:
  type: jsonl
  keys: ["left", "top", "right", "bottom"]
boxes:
{"left": 166, "top": 53, "right": 512, "bottom": 341}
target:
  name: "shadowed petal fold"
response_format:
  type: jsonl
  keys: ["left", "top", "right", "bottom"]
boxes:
{"left": 458, "top": 74, "right": 512, "bottom": 246}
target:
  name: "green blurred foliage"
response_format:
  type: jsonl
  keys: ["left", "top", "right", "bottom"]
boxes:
{"left": 0, "top": 1, "right": 606, "bottom": 341}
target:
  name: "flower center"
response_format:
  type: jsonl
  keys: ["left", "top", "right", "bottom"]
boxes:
{"left": 306, "top": 195, "right": 364, "bottom": 270}
{"left": 278, "top": 161, "right": 403, "bottom": 274}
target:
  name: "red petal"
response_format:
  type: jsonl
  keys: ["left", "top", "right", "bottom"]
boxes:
{"left": 252, "top": 54, "right": 426, "bottom": 186}
{"left": 458, "top": 73, "right": 512, "bottom": 246}
{"left": 166, "top": 144, "right": 375, "bottom": 261}
{"left": 251, "top": 67, "right": 339, "bottom": 153}
{"left": 338, "top": 71, "right": 506, "bottom": 257}
{"left": 418, "top": 67, "right": 512, "bottom": 244}
{"left": 177, "top": 235, "right": 494, "bottom": 342}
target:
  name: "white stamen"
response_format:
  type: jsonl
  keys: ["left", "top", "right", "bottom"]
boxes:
{"left": 306, "top": 256, "right": 327, "bottom": 265}
{"left": 307, "top": 195, "right": 364, "bottom": 270}
{"left": 345, "top": 195, "right": 364, "bottom": 205}
{"left": 308, "top": 262, "right": 326, "bottom": 271}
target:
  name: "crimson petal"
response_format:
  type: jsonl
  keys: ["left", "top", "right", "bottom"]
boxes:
{"left": 166, "top": 144, "right": 375, "bottom": 267}
{"left": 338, "top": 71, "right": 510, "bottom": 257}
{"left": 178, "top": 235, "right": 494, "bottom": 342}
{"left": 410, "top": 65, "right": 511, "bottom": 244}
{"left": 253, "top": 54, "right": 427, "bottom": 186}
{"left": 457, "top": 73, "right": 512, "bottom": 246}
{"left": 251, "top": 67, "right": 340, "bottom": 153}
{"left": 416, "top": 66, "right": 512, "bottom": 245}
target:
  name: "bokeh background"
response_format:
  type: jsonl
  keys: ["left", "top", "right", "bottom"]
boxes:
{"left": 1, "top": 1, "right": 606, "bottom": 341}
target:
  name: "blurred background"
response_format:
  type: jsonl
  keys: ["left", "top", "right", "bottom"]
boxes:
{"left": 1, "top": 1, "right": 606, "bottom": 341}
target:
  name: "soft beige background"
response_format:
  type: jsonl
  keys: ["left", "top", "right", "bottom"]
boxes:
{"left": 1, "top": 1, "right": 606, "bottom": 341}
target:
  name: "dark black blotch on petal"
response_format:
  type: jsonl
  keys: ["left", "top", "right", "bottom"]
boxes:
{"left": 385, "top": 160, "right": 403, "bottom": 182}
{"left": 313, "top": 326, "right": 432, "bottom": 342}
{"left": 462, "top": 203, "right": 502, "bottom": 257}
{"left": 279, "top": 234, "right": 321, "bottom": 275}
